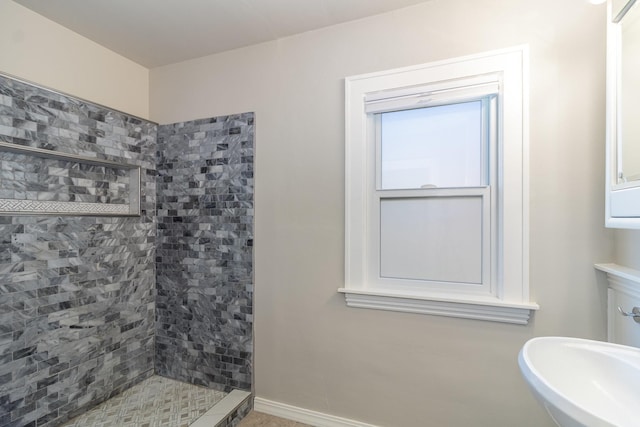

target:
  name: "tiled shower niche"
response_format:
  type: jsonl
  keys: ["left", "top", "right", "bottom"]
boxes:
{"left": 0, "top": 144, "right": 141, "bottom": 216}
{"left": 155, "top": 113, "right": 254, "bottom": 393}
{"left": 0, "top": 73, "right": 254, "bottom": 427}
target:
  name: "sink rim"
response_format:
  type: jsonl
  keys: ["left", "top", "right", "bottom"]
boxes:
{"left": 518, "top": 336, "right": 640, "bottom": 427}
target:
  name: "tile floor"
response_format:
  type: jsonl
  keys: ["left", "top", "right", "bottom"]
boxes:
{"left": 60, "top": 375, "right": 227, "bottom": 427}
{"left": 237, "top": 412, "right": 312, "bottom": 427}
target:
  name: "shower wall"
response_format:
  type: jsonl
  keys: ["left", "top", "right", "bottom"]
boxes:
{"left": 0, "top": 75, "right": 157, "bottom": 426}
{"left": 155, "top": 113, "right": 254, "bottom": 392}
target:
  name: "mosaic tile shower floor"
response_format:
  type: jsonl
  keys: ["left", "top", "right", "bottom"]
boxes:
{"left": 61, "top": 375, "right": 227, "bottom": 427}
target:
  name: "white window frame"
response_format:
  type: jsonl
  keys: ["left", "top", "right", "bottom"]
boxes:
{"left": 371, "top": 89, "right": 497, "bottom": 296}
{"left": 339, "top": 46, "right": 539, "bottom": 324}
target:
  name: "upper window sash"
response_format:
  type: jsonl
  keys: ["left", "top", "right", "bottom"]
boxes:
{"left": 372, "top": 94, "right": 497, "bottom": 191}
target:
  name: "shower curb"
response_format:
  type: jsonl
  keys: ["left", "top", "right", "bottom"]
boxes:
{"left": 190, "top": 389, "right": 252, "bottom": 427}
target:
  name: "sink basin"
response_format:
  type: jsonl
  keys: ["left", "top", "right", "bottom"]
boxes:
{"left": 518, "top": 337, "right": 640, "bottom": 427}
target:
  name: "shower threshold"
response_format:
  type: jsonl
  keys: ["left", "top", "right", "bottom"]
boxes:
{"left": 60, "top": 375, "right": 251, "bottom": 427}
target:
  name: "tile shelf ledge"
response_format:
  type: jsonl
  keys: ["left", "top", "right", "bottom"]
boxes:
{"left": 337, "top": 288, "right": 539, "bottom": 325}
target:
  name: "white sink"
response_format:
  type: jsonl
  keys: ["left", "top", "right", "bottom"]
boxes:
{"left": 518, "top": 336, "right": 640, "bottom": 427}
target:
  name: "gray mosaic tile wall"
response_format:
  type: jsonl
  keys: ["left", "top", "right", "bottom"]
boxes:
{"left": 155, "top": 113, "right": 254, "bottom": 393}
{"left": 0, "top": 75, "right": 157, "bottom": 427}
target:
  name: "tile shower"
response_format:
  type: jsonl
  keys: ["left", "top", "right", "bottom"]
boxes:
{"left": 155, "top": 115, "right": 253, "bottom": 392}
{"left": 0, "top": 74, "right": 254, "bottom": 427}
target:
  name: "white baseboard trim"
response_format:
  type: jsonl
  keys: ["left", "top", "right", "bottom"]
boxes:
{"left": 253, "top": 397, "right": 379, "bottom": 427}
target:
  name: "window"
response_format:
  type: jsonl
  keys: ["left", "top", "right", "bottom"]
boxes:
{"left": 339, "top": 47, "right": 538, "bottom": 324}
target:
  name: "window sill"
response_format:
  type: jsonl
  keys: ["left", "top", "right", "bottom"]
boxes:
{"left": 337, "top": 288, "right": 539, "bottom": 325}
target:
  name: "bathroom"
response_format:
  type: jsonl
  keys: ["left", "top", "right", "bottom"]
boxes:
{"left": 0, "top": 0, "right": 635, "bottom": 426}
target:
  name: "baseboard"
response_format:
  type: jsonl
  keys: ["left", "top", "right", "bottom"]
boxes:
{"left": 253, "top": 397, "right": 379, "bottom": 427}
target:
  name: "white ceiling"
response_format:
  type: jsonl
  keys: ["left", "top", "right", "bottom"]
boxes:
{"left": 13, "top": 0, "right": 430, "bottom": 68}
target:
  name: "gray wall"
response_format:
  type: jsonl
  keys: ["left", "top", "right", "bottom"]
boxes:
{"left": 614, "top": 229, "right": 640, "bottom": 269}
{"left": 150, "top": 0, "right": 614, "bottom": 425}
{"left": 0, "top": 74, "right": 157, "bottom": 426}
{"left": 0, "top": 1, "right": 150, "bottom": 120}
{"left": 155, "top": 113, "right": 254, "bottom": 392}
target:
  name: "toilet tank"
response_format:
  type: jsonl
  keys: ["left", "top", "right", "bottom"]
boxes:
{"left": 608, "top": 286, "right": 640, "bottom": 347}
{"left": 597, "top": 264, "right": 640, "bottom": 348}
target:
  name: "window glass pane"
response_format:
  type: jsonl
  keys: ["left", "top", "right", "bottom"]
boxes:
{"left": 380, "top": 197, "right": 484, "bottom": 284}
{"left": 380, "top": 101, "right": 484, "bottom": 189}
